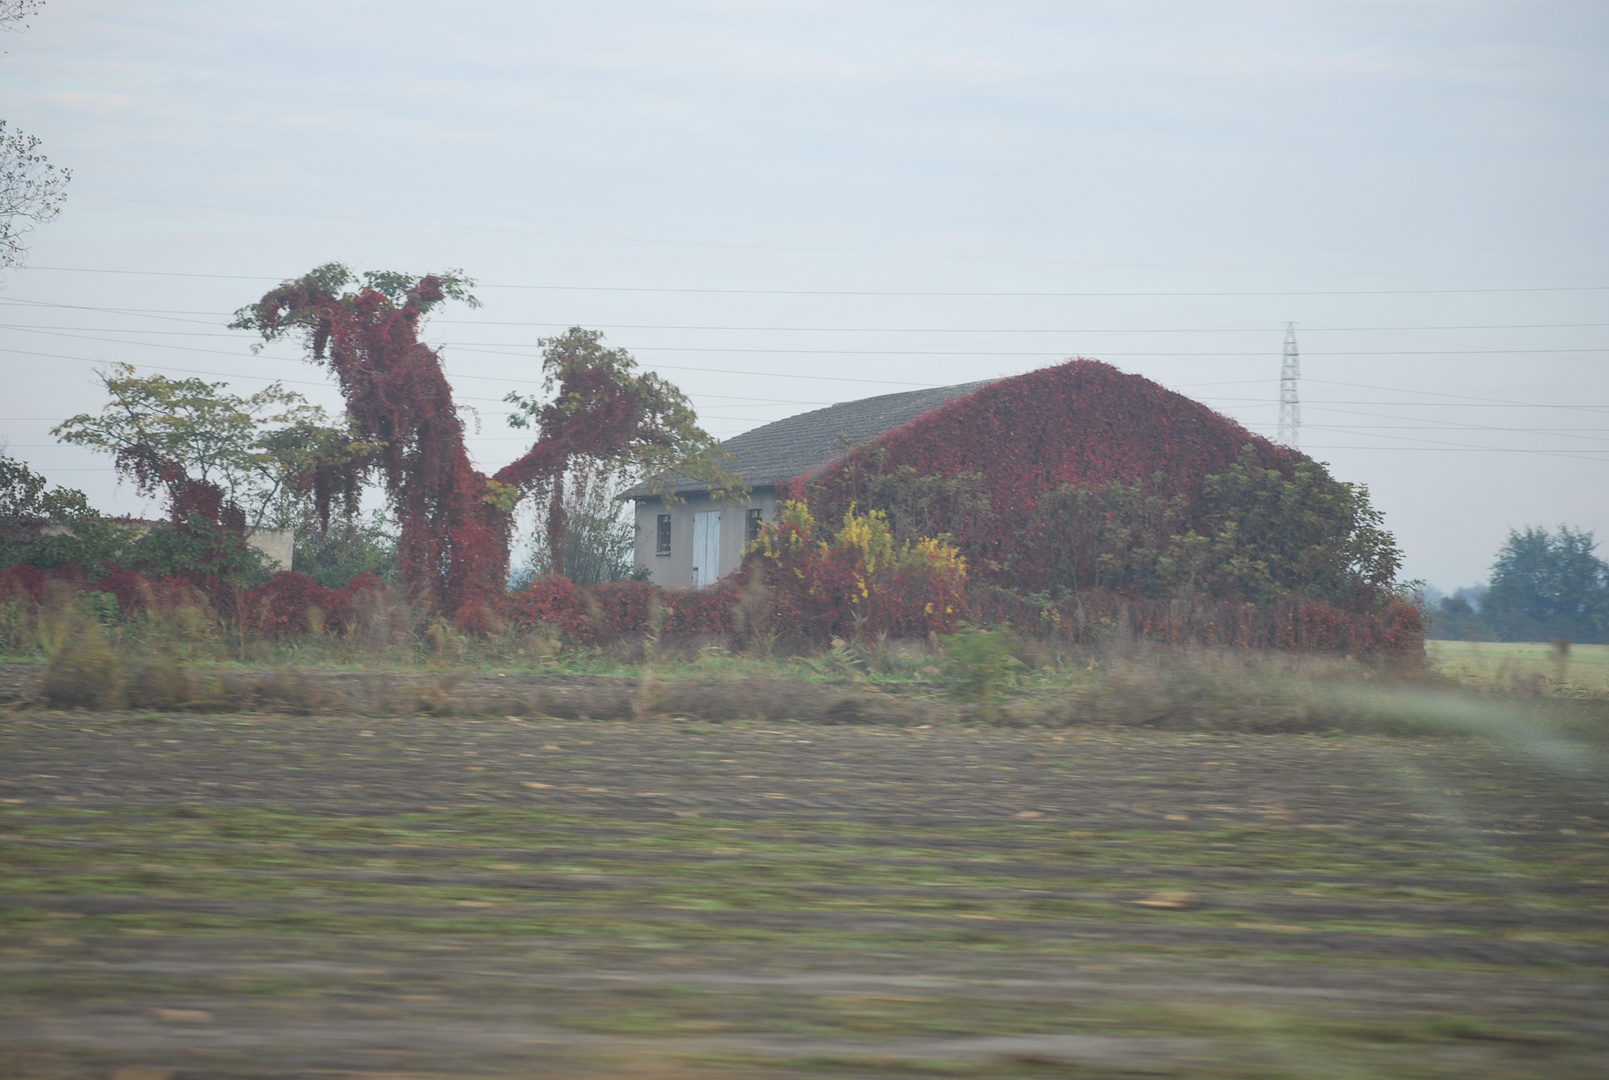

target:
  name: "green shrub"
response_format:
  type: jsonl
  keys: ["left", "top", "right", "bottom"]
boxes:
{"left": 938, "top": 623, "right": 1020, "bottom": 719}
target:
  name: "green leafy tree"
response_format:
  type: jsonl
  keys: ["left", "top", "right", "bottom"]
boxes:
{"left": 1, "top": 451, "right": 56, "bottom": 520}
{"left": 285, "top": 507, "right": 399, "bottom": 589}
{"left": 0, "top": 452, "right": 278, "bottom": 583}
{"left": 1020, "top": 449, "right": 1401, "bottom": 610}
{"left": 52, "top": 364, "right": 368, "bottom": 530}
{"left": 1172, "top": 448, "right": 1402, "bottom": 608}
{"left": 0, "top": 453, "right": 132, "bottom": 570}
{"left": 1031, "top": 475, "right": 1188, "bottom": 598}
{"left": 1483, "top": 526, "right": 1608, "bottom": 643}
{"left": 814, "top": 449, "right": 994, "bottom": 551}
{"left": 1429, "top": 588, "right": 1488, "bottom": 641}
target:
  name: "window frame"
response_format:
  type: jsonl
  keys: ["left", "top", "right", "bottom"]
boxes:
{"left": 655, "top": 513, "right": 672, "bottom": 556}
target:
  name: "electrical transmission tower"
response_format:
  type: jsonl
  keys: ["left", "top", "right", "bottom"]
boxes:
{"left": 1278, "top": 322, "right": 1300, "bottom": 448}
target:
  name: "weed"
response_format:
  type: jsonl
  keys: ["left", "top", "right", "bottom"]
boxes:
{"left": 0, "top": 595, "right": 38, "bottom": 657}
{"left": 730, "top": 569, "right": 775, "bottom": 657}
{"left": 40, "top": 612, "right": 122, "bottom": 708}
{"left": 938, "top": 623, "right": 1020, "bottom": 720}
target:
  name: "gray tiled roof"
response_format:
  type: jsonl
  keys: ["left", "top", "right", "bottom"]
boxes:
{"left": 623, "top": 381, "right": 991, "bottom": 497}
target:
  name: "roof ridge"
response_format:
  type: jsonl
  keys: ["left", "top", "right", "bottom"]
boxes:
{"left": 622, "top": 379, "right": 994, "bottom": 497}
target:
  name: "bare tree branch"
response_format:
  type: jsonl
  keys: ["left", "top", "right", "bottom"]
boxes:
{"left": 0, "top": 2, "right": 44, "bottom": 31}
{"left": 0, "top": 121, "right": 70, "bottom": 269}
{"left": 0, "top": 3, "right": 66, "bottom": 268}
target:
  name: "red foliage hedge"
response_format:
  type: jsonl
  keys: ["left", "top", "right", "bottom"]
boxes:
{"left": 503, "top": 575, "right": 741, "bottom": 643}
{"left": 969, "top": 586, "right": 1424, "bottom": 660}
{"left": 503, "top": 575, "right": 590, "bottom": 638}
{"left": 2, "top": 554, "right": 1421, "bottom": 665}
{"left": 0, "top": 564, "right": 389, "bottom": 638}
{"left": 241, "top": 571, "right": 393, "bottom": 637}
{"left": 0, "top": 564, "right": 48, "bottom": 605}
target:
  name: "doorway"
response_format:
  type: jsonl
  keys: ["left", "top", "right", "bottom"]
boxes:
{"left": 692, "top": 511, "right": 721, "bottom": 588}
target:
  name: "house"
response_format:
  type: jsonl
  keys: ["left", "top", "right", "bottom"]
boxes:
{"left": 625, "top": 358, "right": 1304, "bottom": 592}
{"left": 624, "top": 382, "right": 989, "bottom": 589}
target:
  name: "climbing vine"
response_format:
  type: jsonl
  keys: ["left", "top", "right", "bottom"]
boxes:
{"left": 233, "top": 266, "right": 735, "bottom": 624}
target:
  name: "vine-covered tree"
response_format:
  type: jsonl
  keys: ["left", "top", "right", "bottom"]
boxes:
{"left": 502, "top": 327, "right": 743, "bottom": 579}
{"left": 231, "top": 265, "right": 501, "bottom": 619}
{"left": 233, "top": 266, "right": 737, "bottom": 622}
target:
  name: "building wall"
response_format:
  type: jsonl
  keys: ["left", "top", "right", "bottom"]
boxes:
{"left": 38, "top": 521, "right": 293, "bottom": 572}
{"left": 246, "top": 529, "right": 294, "bottom": 572}
{"left": 633, "top": 487, "right": 778, "bottom": 590}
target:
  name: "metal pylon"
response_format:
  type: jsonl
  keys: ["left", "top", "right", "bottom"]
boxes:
{"left": 1278, "top": 322, "right": 1300, "bottom": 449}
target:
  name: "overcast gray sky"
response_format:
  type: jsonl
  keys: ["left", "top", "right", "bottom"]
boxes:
{"left": 1, "top": 0, "right": 1605, "bottom": 590}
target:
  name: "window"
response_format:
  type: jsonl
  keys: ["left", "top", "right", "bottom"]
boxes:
{"left": 656, "top": 514, "right": 672, "bottom": 555}
{"left": 746, "top": 508, "right": 764, "bottom": 543}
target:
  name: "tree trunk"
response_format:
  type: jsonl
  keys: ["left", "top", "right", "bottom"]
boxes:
{"left": 546, "top": 481, "right": 568, "bottom": 580}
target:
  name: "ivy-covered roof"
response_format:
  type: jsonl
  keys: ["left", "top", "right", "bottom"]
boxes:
{"left": 624, "top": 381, "right": 991, "bottom": 498}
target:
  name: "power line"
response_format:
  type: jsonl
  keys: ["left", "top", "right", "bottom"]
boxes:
{"left": 15, "top": 318, "right": 1609, "bottom": 338}
{"left": 0, "top": 298, "right": 227, "bottom": 326}
{"left": 1305, "top": 378, "right": 1609, "bottom": 411}
{"left": 19, "top": 416, "right": 1608, "bottom": 448}
{"left": 1299, "top": 406, "right": 1609, "bottom": 444}
{"left": 445, "top": 342, "right": 1609, "bottom": 358}
{"left": 7, "top": 343, "right": 1609, "bottom": 412}
{"left": 11, "top": 323, "right": 1607, "bottom": 357}
{"left": 7, "top": 298, "right": 1609, "bottom": 335}
{"left": 1310, "top": 425, "right": 1609, "bottom": 433}
{"left": 1303, "top": 447, "right": 1609, "bottom": 457}
{"left": 1307, "top": 424, "right": 1609, "bottom": 453}
{"left": 0, "top": 340, "right": 946, "bottom": 389}
{"left": 18, "top": 443, "right": 1606, "bottom": 466}
{"left": 60, "top": 195, "right": 1609, "bottom": 281}
{"left": 19, "top": 265, "right": 1609, "bottom": 296}
{"left": 435, "top": 320, "right": 1609, "bottom": 333}
{"left": 1200, "top": 397, "right": 1609, "bottom": 411}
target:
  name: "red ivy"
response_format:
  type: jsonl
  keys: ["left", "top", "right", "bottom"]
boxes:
{"left": 239, "top": 272, "right": 717, "bottom": 628}
{"left": 809, "top": 360, "right": 1302, "bottom": 588}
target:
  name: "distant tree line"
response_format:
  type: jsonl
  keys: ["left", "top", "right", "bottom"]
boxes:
{"left": 1427, "top": 526, "right": 1609, "bottom": 644}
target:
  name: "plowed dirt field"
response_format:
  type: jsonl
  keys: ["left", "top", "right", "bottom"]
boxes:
{"left": 2, "top": 712, "right": 1605, "bottom": 1078}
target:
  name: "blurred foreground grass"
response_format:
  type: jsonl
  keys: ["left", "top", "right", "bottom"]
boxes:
{"left": 1, "top": 709, "right": 1605, "bottom": 1078}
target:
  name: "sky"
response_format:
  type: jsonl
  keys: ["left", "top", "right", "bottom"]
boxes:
{"left": 0, "top": 0, "right": 1605, "bottom": 591}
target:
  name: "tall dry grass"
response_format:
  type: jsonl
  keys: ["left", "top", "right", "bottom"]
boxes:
{"left": 4, "top": 582, "right": 1603, "bottom": 752}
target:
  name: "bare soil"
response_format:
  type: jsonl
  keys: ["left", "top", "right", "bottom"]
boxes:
{"left": 1, "top": 709, "right": 1605, "bottom": 1078}
{"left": 0, "top": 661, "right": 940, "bottom": 724}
